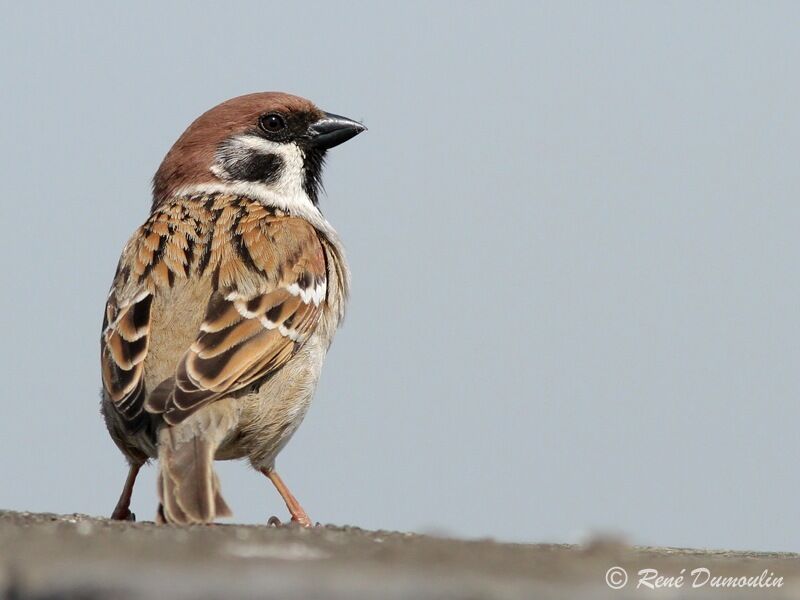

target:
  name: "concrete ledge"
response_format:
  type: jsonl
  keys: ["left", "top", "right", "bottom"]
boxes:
{"left": 1, "top": 511, "right": 797, "bottom": 599}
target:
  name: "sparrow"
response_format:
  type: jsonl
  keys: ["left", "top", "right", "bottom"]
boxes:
{"left": 100, "top": 92, "right": 365, "bottom": 525}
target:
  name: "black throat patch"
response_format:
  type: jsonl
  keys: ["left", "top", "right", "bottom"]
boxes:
{"left": 301, "top": 146, "right": 326, "bottom": 206}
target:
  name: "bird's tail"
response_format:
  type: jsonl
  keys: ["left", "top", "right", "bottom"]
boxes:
{"left": 156, "top": 406, "right": 235, "bottom": 524}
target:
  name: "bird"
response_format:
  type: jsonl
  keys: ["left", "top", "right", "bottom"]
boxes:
{"left": 99, "top": 92, "right": 365, "bottom": 525}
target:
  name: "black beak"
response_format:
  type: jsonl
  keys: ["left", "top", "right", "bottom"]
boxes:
{"left": 308, "top": 112, "right": 366, "bottom": 150}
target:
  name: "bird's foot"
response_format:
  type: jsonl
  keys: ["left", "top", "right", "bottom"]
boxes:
{"left": 267, "top": 514, "right": 317, "bottom": 528}
{"left": 292, "top": 513, "right": 314, "bottom": 528}
{"left": 110, "top": 507, "right": 136, "bottom": 522}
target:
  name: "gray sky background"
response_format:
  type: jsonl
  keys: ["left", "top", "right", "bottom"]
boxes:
{"left": 1, "top": 1, "right": 798, "bottom": 552}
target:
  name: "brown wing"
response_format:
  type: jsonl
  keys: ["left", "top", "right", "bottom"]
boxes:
{"left": 101, "top": 270, "right": 155, "bottom": 430}
{"left": 144, "top": 205, "right": 328, "bottom": 425}
{"left": 101, "top": 198, "right": 207, "bottom": 429}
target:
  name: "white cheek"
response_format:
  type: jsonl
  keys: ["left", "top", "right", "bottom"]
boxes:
{"left": 223, "top": 135, "right": 306, "bottom": 198}
{"left": 267, "top": 141, "right": 306, "bottom": 199}
{"left": 187, "top": 135, "right": 317, "bottom": 217}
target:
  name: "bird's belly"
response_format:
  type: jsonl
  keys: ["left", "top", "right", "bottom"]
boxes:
{"left": 222, "top": 333, "right": 329, "bottom": 468}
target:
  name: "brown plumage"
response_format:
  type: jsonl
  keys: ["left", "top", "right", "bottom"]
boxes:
{"left": 152, "top": 93, "right": 324, "bottom": 204}
{"left": 100, "top": 92, "right": 364, "bottom": 524}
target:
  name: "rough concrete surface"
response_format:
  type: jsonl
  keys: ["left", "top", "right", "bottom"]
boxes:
{"left": 0, "top": 511, "right": 797, "bottom": 599}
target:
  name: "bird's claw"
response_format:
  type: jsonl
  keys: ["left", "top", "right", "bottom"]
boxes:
{"left": 110, "top": 508, "right": 136, "bottom": 522}
{"left": 267, "top": 515, "right": 318, "bottom": 528}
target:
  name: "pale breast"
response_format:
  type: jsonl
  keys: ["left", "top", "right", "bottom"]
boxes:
{"left": 226, "top": 239, "right": 347, "bottom": 466}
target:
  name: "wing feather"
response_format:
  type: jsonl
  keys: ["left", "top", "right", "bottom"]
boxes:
{"left": 101, "top": 288, "right": 153, "bottom": 428}
{"left": 102, "top": 194, "right": 329, "bottom": 429}
{"left": 142, "top": 198, "right": 328, "bottom": 425}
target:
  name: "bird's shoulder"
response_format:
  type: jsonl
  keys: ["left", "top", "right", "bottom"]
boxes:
{"left": 114, "top": 193, "right": 324, "bottom": 293}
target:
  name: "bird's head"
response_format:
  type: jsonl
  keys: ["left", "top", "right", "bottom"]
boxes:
{"left": 152, "top": 92, "right": 365, "bottom": 211}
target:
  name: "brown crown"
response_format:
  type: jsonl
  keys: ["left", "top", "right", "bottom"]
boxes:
{"left": 152, "top": 92, "right": 322, "bottom": 205}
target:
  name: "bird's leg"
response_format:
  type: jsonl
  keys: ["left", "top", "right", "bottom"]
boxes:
{"left": 110, "top": 463, "right": 141, "bottom": 521}
{"left": 260, "top": 468, "right": 313, "bottom": 527}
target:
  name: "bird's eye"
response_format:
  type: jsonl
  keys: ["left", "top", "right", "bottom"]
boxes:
{"left": 260, "top": 113, "right": 287, "bottom": 133}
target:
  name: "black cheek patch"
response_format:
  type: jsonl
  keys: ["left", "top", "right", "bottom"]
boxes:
{"left": 226, "top": 152, "right": 285, "bottom": 184}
